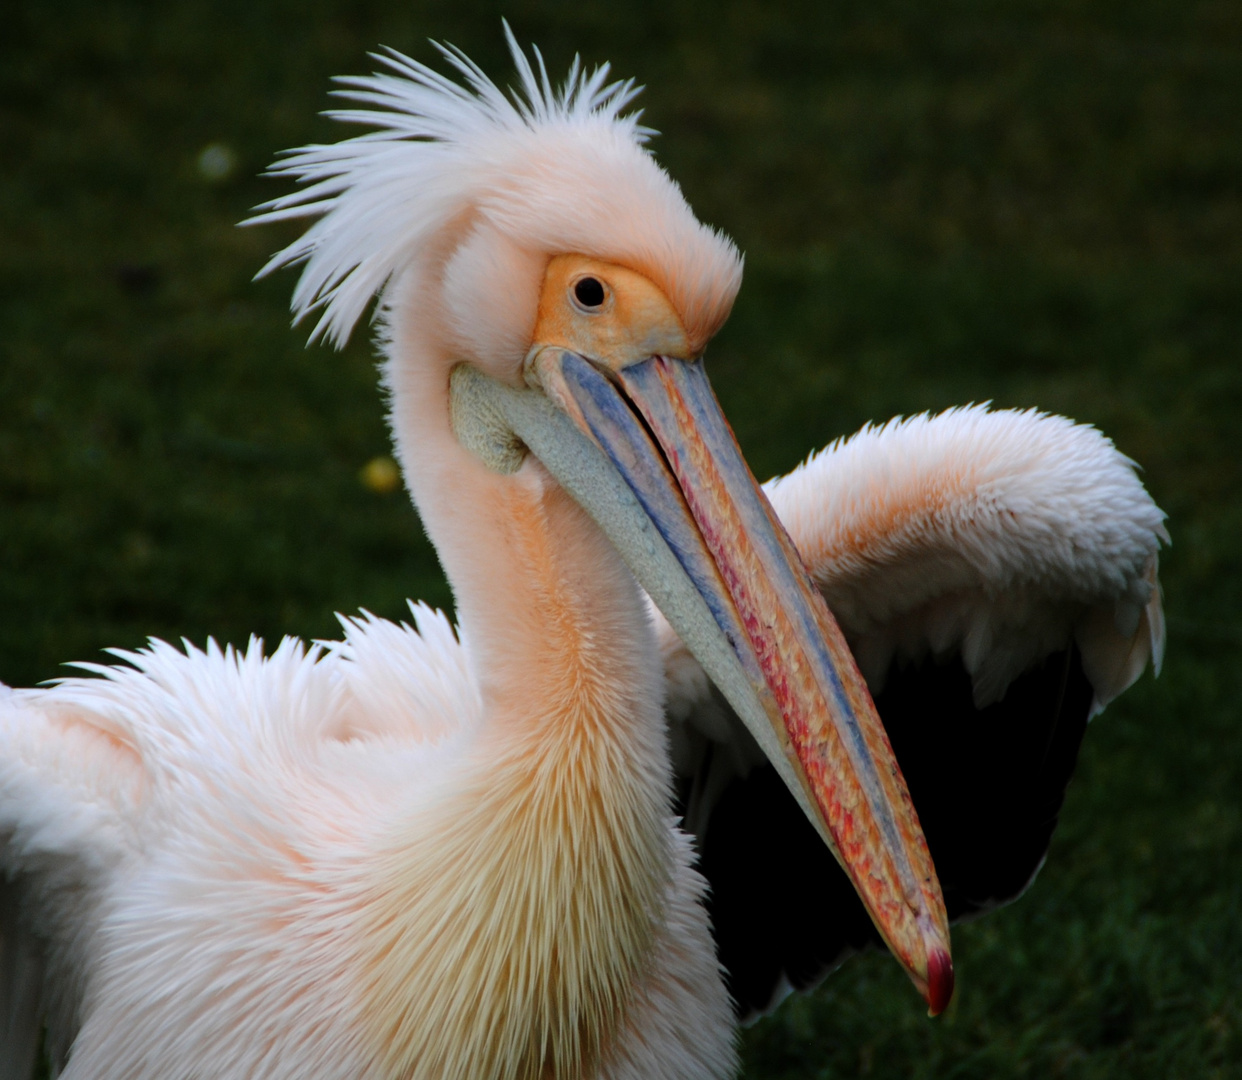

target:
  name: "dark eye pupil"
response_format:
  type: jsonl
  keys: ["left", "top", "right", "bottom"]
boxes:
{"left": 574, "top": 277, "right": 605, "bottom": 308}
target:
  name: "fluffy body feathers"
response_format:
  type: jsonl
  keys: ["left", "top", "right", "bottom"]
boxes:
{"left": 1, "top": 607, "right": 733, "bottom": 1079}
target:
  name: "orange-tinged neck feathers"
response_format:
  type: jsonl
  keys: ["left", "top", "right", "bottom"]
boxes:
{"left": 355, "top": 458, "right": 671, "bottom": 1080}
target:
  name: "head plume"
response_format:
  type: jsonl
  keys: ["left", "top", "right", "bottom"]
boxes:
{"left": 250, "top": 25, "right": 743, "bottom": 353}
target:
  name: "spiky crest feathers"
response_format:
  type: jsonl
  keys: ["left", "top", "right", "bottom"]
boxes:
{"left": 249, "top": 27, "right": 743, "bottom": 358}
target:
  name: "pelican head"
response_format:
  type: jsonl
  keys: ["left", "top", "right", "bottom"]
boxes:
{"left": 251, "top": 28, "right": 953, "bottom": 1016}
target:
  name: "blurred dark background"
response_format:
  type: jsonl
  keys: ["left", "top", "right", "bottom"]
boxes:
{"left": 2, "top": 1, "right": 1239, "bottom": 1076}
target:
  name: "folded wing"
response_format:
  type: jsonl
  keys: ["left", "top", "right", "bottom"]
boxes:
{"left": 0, "top": 683, "right": 146, "bottom": 1078}
{"left": 659, "top": 405, "right": 1167, "bottom": 1018}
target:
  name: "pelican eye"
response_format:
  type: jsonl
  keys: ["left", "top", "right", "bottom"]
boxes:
{"left": 572, "top": 276, "right": 607, "bottom": 311}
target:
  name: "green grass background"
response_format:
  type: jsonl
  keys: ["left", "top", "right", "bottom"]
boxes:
{"left": 2, "top": 1, "right": 1239, "bottom": 1076}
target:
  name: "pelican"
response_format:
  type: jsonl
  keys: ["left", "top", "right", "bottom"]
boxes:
{"left": 0, "top": 32, "right": 1165, "bottom": 1080}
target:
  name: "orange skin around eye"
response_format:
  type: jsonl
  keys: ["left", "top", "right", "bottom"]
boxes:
{"left": 533, "top": 255, "right": 694, "bottom": 370}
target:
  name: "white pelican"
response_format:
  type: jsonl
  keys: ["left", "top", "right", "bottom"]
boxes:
{"left": 0, "top": 32, "right": 1165, "bottom": 1080}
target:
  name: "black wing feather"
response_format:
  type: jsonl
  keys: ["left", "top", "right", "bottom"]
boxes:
{"left": 694, "top": 645, "right": 1094, "bottom": 1019}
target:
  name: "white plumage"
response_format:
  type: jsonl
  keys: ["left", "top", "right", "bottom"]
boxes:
{"left": 764, "top": 404, "right": 1165, "bottom": 708}
{"left": 254, "top": 33, "right": 740, "bottom": 353}
{"left": 0, "top": 31, "right": 1165, "bottom": 1080}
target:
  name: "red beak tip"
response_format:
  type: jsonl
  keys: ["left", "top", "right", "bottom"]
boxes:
{"left": 925, "top": 948, "right": 955, "bottom": 1017}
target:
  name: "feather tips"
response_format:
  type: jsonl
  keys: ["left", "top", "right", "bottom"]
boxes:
{"left": 763, "top": 404, "right": 1168, "bottom": 707}
{"left": 247, "top": 26, "right": 741, "bottom": 352}
{"left": 0, "top": 607, "right": 481, "bottom": 1078}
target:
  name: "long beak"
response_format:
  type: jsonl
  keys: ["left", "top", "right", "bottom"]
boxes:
{"left": 449, "top": 349, "right": 954, "bottom": 1014}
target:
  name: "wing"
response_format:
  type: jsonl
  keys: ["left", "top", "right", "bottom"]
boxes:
{"left": 659, "top": 405, "right": 1167, "bottom": 1019}
{"left": 0, "top": 683, "right": 146, "bottom": 1077}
